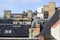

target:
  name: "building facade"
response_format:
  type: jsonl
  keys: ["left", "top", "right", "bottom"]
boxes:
{"left": 0, "top": 2, "right": 59, "bottom": 40}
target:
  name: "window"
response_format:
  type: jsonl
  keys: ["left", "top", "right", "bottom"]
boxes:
{"left": 4, "top": 30, "right": 12, "bottom": 34}
{"left": 0, "top": 30, "right": 1, "bottom": 34}
{"left": 13, "top": 25, "right": 21, "bottom": 27}
{"left": 13, "top": 22, "right": 17, "bottom": 24}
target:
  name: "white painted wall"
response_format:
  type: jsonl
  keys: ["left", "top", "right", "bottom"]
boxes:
{"left": 37, "top": 13, "right": 44, "bottom": 19}
{"left": 51, "top": 24, "right": 60, "bottom": 40}
{"left": 36, "top": 7, "right": 43, "bottom": 13}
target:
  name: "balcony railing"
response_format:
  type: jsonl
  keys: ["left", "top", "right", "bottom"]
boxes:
{"left": 0, "top": 37, "right": 39, "bottom": 40}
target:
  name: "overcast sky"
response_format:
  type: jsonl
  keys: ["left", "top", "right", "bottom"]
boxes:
{"left": 0, "top": 0, "right": 60, "bottom": 17}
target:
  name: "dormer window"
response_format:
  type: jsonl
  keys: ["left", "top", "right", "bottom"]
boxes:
{"left": 4, "top": 30, "right": 12, "bottom": 34}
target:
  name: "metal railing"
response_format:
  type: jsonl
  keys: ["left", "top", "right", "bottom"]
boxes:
{"left": 0, "top": 37, "right": 39, "bottom": 40}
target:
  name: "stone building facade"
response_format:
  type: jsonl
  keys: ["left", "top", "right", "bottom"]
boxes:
{"left": 4, "top": 10, "right": 34, "bottom": 25}
{"left": 43, "top": 2, "right": 55, "bottom": 18}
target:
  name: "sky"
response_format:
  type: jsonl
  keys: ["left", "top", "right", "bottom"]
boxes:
{"left": 0, "top": 0, "right": 60, "bottom": 17}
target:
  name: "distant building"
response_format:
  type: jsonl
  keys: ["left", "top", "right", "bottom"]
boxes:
{"left": 43, "top": 2, "right": 55, "bottom": 18}
{"left": 4, "top": 10, "right": 34, "bottom": 25}
{"left": 0, "top": 10, "right": 35, "bottom": 37}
